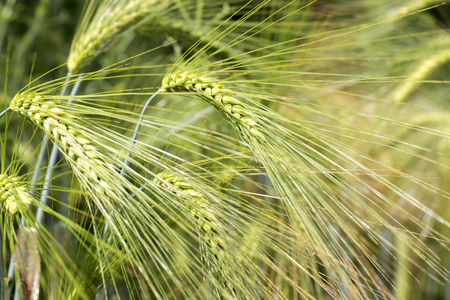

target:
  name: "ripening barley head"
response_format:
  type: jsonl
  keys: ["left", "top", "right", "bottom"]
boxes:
{"left": 0, "top": 173, "right": 33, "bottom": 215}
{"left": 161, "top": 70, "right": 266, "bottom": 140}
{"left": 0, "top": 114, "right": 122, "bottom": 298}
{"left": 9, "top": 92, "right": 119, "bottom": 199}
{"left": 68, "top": 0, "right": 170, "bottom": 73}
{"left": 154, "top": 171, "right": 238, "bottom": 294}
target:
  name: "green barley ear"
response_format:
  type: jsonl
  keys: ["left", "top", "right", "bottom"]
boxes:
{"left": 393, "top": 48, "right": 450, "bottom": 102}
{"left": 153, "top": 171, "right": 237, "bottom": 295}
{"left": 162, "top": 71, "right": 265, "bottom": 139}
{"left": 9, "top": 93, "right": 116, "bottom": 199}
{"left": 154, "top": 171, "right": 228, "bottom": 263}
{"left": 68, "top": 0, "right": 169, "bottom": 73}
{"left": 0, "top": 173, "right": 32, "bottom": 215}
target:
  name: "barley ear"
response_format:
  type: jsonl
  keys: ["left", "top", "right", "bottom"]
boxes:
{"left": 153, "top": 172, "right": 229, "bottom": 265}
{"left": 68, "top": 0, "right": 168, "bottom": 73}
{"left": 10, "top": 93, "right": 117, "bottom": 200}
{"left": 0, "top": 174, "right": 33, "bottom": 215}
{"left": 161, "top": 71, "right": 266, "bottom": 140}
{"left": 153, "top": 171, "right": 242, "bottom": 296}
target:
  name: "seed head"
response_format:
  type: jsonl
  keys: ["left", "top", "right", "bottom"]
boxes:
{"left": 10, "top": 93, "right": 116, "bottom": 200}
{"left": 0, "top": 174, "right": 33, "bottom": 214}
{"left": 162, "top": 71, "right": 265, "bottom": 139}
{"left": 68, "top": 0, "right": 167, "bottom": 72}
{"left": 154, "top": 172, "right": 229, "bottom": 268}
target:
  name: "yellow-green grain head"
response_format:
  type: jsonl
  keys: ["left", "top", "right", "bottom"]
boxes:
{"left": 0, "top": 174, "right": 33, "bottom": 215}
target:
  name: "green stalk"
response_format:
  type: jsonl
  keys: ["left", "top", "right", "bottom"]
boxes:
{"left": 120, "top": 89, "right": 161, "bottom": 176}
{"left": 0, "top": 108, "right": 10, "bottom": 119}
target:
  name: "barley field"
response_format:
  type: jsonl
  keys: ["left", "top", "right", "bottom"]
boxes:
{"left": 0, "top": 0, "right": 449, "bottom": 299}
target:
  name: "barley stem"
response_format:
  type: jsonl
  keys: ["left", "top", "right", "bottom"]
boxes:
{"left": 0, "top": 107, "right": 10, "bottom": 119}
{"left": 121, "top": 88, "right": 161, "bottom": 176}
{"left": 35, "top": 143, "right": 60, "bottom": 226}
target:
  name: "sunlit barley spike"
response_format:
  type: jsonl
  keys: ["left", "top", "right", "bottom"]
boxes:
{"left": 68, "top": 0, "right": 167, "bottom": 73}
{"left": 153, "top": 172, "right": 229, "bottom": 267}
{"left": 153, "top": 171, "right": 242, "bottom": 299}
{"left": 10, "top": 93, "right": 116, "bottom": 199}
{"left": 154, "top": 171, "right": 245, "bottom": 296}
{"left": 161, "top": 71, "right": 266, "bottom": 140}
{"left": 0, "top": 173, "right": 33, "bottom": 215}
{"left": 154, "top": 172, "right": 248, "bottom": 299}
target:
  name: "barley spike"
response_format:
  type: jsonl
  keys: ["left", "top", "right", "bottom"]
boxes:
{"left": 68, "top": 0, "right": 168, "bottom": 73}
{"left": 10, "top": 93, "right": 115, "bottom": 199}
{"left": 153, "top": 171, "right": 230, "bottom": 267}
{"left": 0, "top": 174, "right": 33, "bottom": 214}
{"left": 162, "top": 71, "right": 265, "bottom": 139}
{"left": 153, "top": 171, "right": 248, "bottom": 297}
